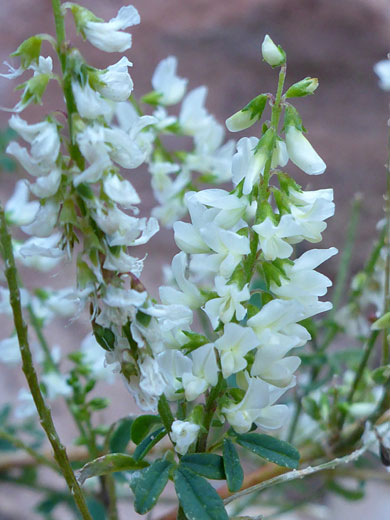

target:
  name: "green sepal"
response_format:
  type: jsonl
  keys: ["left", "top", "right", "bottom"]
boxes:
{"left": 285, "top": 77, "right": 319, "bottom": 98}
{"left": 77, "top": 453, "right": 148, "bottom": 485}
{"left": 68, "top": 4, "right": 103, "bottom": 37}
{"left": 11, "top": 35, "right": 43, "bottom": 68}
{"left": 223, "top": 438, "right": 244, "bottom": 492}
{"left": 181, "top": 331, "right": 209, "bottom": 354}
{"left": 141, "top": 91, "right": 163, "bottom": 105}
{"left": 235, "top": 432, "right": 300, "bottom": 469}
{"left": 180, "top": 454, "right": 226, "bottom": 480}
{"left": 136, "top": 309, "right": 152, "bottom": 327}
{"left": 254, "top": 127, "right": 275, "bottom": 156}
{"left": 283, "top": 105, "right": 305, "bottom": 132}
{"left": 242, "top": 93, "right": 268, "bottom": 120}
{"left": 277, "top": 171, "right": 302, "bottom": 195}
{"left": 76, "top": 257, "right": 97, "bottom": 290}
{"left": 17, "top": 73, "right": 51, "bottom": 107}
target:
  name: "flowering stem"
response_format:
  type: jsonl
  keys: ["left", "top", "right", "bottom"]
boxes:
{"left": 0, "top": 204, "right": 92, "bottom": 520}
{"left": 257, "top": 64, "right": 286, "bottom": 215}
{"left": 196, "top": 376, "right": 225, "bottom": 453}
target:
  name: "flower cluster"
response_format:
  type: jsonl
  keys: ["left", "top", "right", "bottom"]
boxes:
{"left": 1, "top": 5, "right": 336, "bottom": 460}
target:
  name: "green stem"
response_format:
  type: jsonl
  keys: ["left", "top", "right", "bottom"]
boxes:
{"left": 0, "top": 428, "right": 59, "bottom": 472}
{"left": 330, "top": 194, "right": 361, "bottom": 319}
{"left": 382, "top": 118, "right": 390, "bottom": 365}
{"left": 0, "top": 205, "right": 92, "bottom": 520}
{"left": 338, "top": 330, "right": 380, "bottom": 430}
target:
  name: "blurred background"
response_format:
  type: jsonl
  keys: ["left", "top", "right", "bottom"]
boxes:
{"left": 0, "top": 0, "right": 389, "bottom": 518}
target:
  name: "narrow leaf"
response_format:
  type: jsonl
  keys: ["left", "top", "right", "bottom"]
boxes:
{"left": 133, "top": 427, "right": 166, "bottom": 461}
{"left": 223, "top": 439, "right": 244, "bottom": 492}
{"left": 134, "top": 459, "right": 173, "bottom": 514}
{"left": 174, "top": 466, "right": 229, "bottom": 520}
{"left": 235, "top": 433, "right": 300, "bottom": 469}
{"left": 77, "top": 453, "right": 148, "bottom": 485}
{"left": 181, "top": 453, "right": 225, "bottom": 480}
{"left": 131, "top": 414, "right": 162, "bottom": 445}
{"left": 158, "top": 394, "right": 175, "bottom": 433}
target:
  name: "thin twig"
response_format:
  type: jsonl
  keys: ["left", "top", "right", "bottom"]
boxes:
{"left": 223, "top": 443, "right": 370, "bottom": 506}
{"left": 0, "top": 203, "right": 92, "bottom": 520}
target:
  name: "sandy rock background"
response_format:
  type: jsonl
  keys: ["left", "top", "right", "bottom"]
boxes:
{"left": 0, "top": 0, "right": 389, "bottom": 518}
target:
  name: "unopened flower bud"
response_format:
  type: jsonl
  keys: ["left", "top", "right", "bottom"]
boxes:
{"left": 261, "top": 35, "right": 286, "bottom": 67}
{"left": 285, "top": 77, "right": 319, "bottom": 98}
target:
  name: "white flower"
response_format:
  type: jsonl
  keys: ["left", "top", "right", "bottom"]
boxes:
{"left": 215, "top": 323, "right": 259, "bottom": 379}
{"left": 200, "top": 225, "right": 250, "bottom": 278}
{"left": 179, "top": 86, "right": 212, "bottom": 135}
{"left": 139, "top": 355, "right": 166, "bottom": 403}
{"left": 253, "top": 215, "right": 302, "bottom": 261}
{"left": 170, "top": 420, "right": 200, "bottom": 455}
{"left": 72, "top": 80, "right": 112, "bottom": 120}
{"left": 5, "top": 180, "right": 39, "bottom": 226}
{"left": 83, "top": 5, "right": 140, "bottom": 53}
{"left": 103, "top": 174, "right": 140, "bottom": 208}
{"left": 157, "top": 349, "right": 192, "bottom": 400}
{"left": 151, "top": 56, "right": 187, "bottom": 105}
{"left": 102, "top": 285, "right": 147, "bottom": 309}
{"left": 204, "top": 277, "right": 250, "bottom": 329}
{"left": 232, "top": 136, "right": 268, "bottom": 195}
{"left": 374, "top": 59, "right": 390, "bottom": 91}
{"left": 247, "top": 299, "right": 310, "bottom": 350}
{"left": 285, "top": 126, "right": 326, "bottom": 175}
{"left": 104, "top": 115, "right": 156, "bottom": 169}
{"left": 28, "top": 168, "right": 61, "bottom": 198}
{"left": 192, "top": 189, "right": 248, "bottom": 230}
{"left": 289, "top": 197, "right": 335, "bottom": 244}
{"left": 97, "top": 57, "right": 133, "bottom": 101}
{"left": 144, "top": 303, "right": 193, "bottom": 331}
{"left": 21, "top": 200, "right": 59, "bottom": 237}
{"left": 41, "top": 371, "right": 72, "bottom": 400}
{"left": 159, "top": 252, "right": 205, "bottom": 310}
{"left": 18, "top": 233, "right": 64, "bottom": 260}
{"left": 261, "top": 35, "right": 285, "bottom": 67}
{"left": 222, "top": 375, "right": 270, "bottom": 434}
{"left": 251, "top": 333, "right": 301, "bottom": 387}
{"left": 74, "top": 124, "right": 111, "bottom": 186}
{"left": 182, "top": 343, "right": 219, "bottom": 401}
{"left": 270, "top": 248, "right": 338, "bottom": 316}
{"left": 81, "top": 334, "right": 114, "bottom": 383}
{"left": 7, "top": 116, "right": 60, "bottom": 173}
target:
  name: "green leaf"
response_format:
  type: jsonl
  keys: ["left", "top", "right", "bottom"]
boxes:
{"left": 174, "top": 466, "right": 229, "bottom": 520}
{"left": 181, "top": 453, "right": 225, "bottom": 480}
{"left": 235, "top": 433, "right": 300, "bottom": 469}
{"left": 223, "top": 439, "right": 244, "bottom": 492}
{"left": 133, "top": 427, "right": 167, "bottom": 461}
{"left": 77, "top": 453, "right": 148, "bottom": 485}
{"left": 109, "top": 417, "right": 134, "bottom": 453}
{"left": 131, "top": 415, "right": 162, "bottom": 445}
{"left": 133, "top": 459, "right": 173, "bottom": 514}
